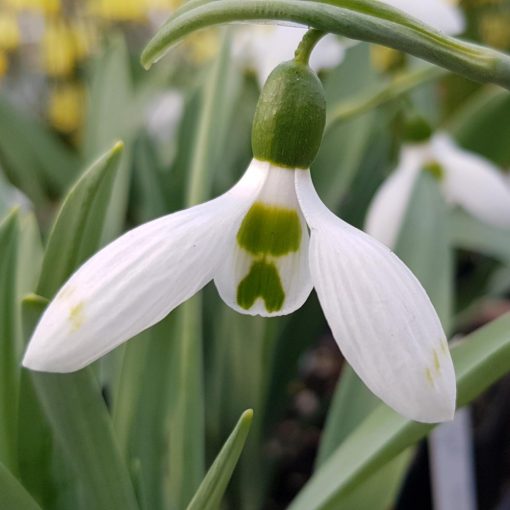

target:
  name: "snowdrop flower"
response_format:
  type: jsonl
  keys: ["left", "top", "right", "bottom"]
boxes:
{"left": 365, "top": 132, "right": 510, "bottom": 248}
{"left": 23, "top": 58, "right": 455, "bottom": 424}
{"left": 233, "top": 25, "right": 344, "bottom": 85}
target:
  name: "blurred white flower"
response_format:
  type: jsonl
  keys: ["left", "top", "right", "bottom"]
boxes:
{"left": 23, "top": 158, "right": 455, "bottom": 423}
{"left": 145, "top": 90, "right": 184, "bottom": 144}
{"left": 365, "top": 133, "right": 510, "bottom": 248}
{"left": 381, "top": 0, "right": 465, "bottom": 35}
{"left": 233, "top": 26, "right": 345, "bottom": 85}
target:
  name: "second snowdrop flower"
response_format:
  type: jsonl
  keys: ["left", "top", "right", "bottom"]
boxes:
{"left": 23, "top": 44, "right": 456, "bottom": 424}
{"left": 365, "top": 126, "right": 510, "bottom": 248}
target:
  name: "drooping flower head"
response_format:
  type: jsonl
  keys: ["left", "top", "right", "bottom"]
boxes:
{"left": 365, "top": 116, "right": 510, "bottom": 248}
{"left": 23, "top": 50, "right": 456, "bottom": 423}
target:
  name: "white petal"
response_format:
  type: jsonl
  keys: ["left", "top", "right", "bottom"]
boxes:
{"left": 296, "top": 170, "right": 456, "bottom": 423}
{"left": 379, "top": 0, "right": 465, "bottom": 35}
{"left": 433, "top": 134, "right": 510, "bottom": 229}
{"left": 364, "top": 145, "right": 425, "bottom": 248}
{"left": 215, "top": 163, "right": 312, "bottom": 317}
{"left": 23, "top": 161, "right": 268, "bottom": 373}
{"left": 233, "top": 26, "right": 344, "bottom": 85}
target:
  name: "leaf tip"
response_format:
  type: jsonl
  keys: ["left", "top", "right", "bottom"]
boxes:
{"left": 112, "top": 140, "right": 125, "bottom": 153}
{"left": 242, "top": 409, "right": 254, "bottom": 423}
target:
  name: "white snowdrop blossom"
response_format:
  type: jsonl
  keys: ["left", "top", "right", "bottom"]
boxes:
{"left": 365, "top": 133, "right": 510, "bottom": 248}
{"left": 233, "top": 25, "right": 345, "bottom": 85}
{"left": 23, "top": 159, "right": 456, "bottom": 423}
{"left": 23, "top": 58, "right": 456, "bottom": 424}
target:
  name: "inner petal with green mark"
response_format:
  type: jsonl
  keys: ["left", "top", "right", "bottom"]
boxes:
{"left": 214, "top": 162, "right": 313, "bottom": 317}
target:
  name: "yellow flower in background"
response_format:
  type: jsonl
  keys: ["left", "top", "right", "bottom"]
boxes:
{"left": 0, "top": 12, "right": 21, "bottom": 51}
{"left": 47, "top": 82, "right": 85, "bottom": 133}
{"left": 185, "top": 29, "right": 220, "bottom": 64}
{"left": 88, "top": 0, "right": 148, "bottom": 22}
{"left": 6, "top": 0, "right": 60, "bottom": 15}
{"left": 41, "top": 18, "right": 77, "bottom": 77}
{"left": 71, "top": 19, "right": 98, "bottom": 60}
{"left": 0, "top": 51, "right": 8, "bottom": 77}
{"left": 480, "top": 12, "right": 510, "bottom": 49}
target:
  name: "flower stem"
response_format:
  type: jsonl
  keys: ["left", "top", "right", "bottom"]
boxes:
{"left": 294, "top": 29, "right": 326, "bottom": 66}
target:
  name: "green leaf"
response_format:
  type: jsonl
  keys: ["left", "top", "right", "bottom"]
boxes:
{"left": 326, "top": 65, "right": 447, "bottom": 129}
{"left": 141, "top": 0, "right": 510, "bottom": 90}
{"left": 22, "top": 298, "right": 139, "bottom": 510}
{"left": 289, "top": 313, "right": 510, "bottom": 510}
{"left": 165, "top": 33, "right": 235, "bottom": 509}
{"left": 316, "top": 367, "right": 378, "bottom": 467}
{"left": 36, "top": 141, "right": 124, "bottom": 298}
{"left": 312, "top": 43, "right": 377, "bottom": 212}
{"left": 17, "top": 142, "right": 136, "bottom": 510}
{"left": 83, "top": 35, "right": 134, "bottom": 243}
{"left": 449, "top": 208, "right": 510, "bottom": 264}
{"left": 186, "top": 410, "right": 253, "bottom": 510}
{"left": 0, "top": 210, "right": 19, "bottom": 470}
{"left": 0, "top": 462, "right": 42, "bottom": 510}
{"left": 448, "top": 87, "right": 510, "bottom": 166}
{"left": 0, "top": 96, "right": 79, "bottom": 207}
{"left": 395, "top": 171, "right": 453, "bottom": 331}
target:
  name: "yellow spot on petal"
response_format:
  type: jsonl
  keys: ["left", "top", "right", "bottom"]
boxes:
{"left": 425, "top": 368, "right": 434, "bottom": 387}
{"left": 69, "top": 302, "right": 85, "bottom": 331}
{"left": 440, "top": 337, "right": 449, "bottom": 355}
{"left": 433, "top": 350, "right": 441, "bottom": 373}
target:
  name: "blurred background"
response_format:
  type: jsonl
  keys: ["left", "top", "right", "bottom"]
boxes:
{"left": 2, "top": 1, "right": 510, "bottom": 510}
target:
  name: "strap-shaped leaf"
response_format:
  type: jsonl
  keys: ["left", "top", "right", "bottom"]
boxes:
{"left": 0, "top": 211, "right": 19, "bottom": 471}
{"left": 141, "top": 0, "right": 510, "bottom": 90}
{"left": 186, "top": 410, "right": 253, "bottom": 510}
{"left": 289, "top": 312, "right": 510, "bottom": 510}
{"left": 0, "top": 462, "right": 42, "bottom": 510}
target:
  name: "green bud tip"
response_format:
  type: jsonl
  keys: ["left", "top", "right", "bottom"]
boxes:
{"left": 403, "top": 113, "right": 433, "bottom": 143}
{"left": 251, "top": 60, "right": 326, "bottom": 169}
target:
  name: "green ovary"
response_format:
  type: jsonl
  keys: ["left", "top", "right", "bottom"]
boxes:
{"left": 237, "top": 202, "right": 302, "bottom": 256}
{"left": 237, "top": 260, "right": 285, "bottom": 313}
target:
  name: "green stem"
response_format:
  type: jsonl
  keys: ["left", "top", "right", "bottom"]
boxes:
{"left": 294, "top": 29, "right": 326, "bottom": 65}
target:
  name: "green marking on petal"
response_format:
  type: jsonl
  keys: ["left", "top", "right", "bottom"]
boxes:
{"left": 237, "top": 202, "right": 302, "bottom": 257}
{"left": 237, "top": 260, "right": 285, "bottom": 313}
{"left": 423, "top": 161, "right": 444, "bottom": 181}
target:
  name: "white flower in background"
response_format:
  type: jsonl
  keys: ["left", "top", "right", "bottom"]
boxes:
{"left": 23, "top": 60, "right": 456, "bottom": 424}
{"left": 365, "top": 133, "right": 510, "bottom": 248}
{"left": 233, "top": 0, "right": 464, "bottom": 84}
{"left": 381, "top": 0, "right": 465, "bottom": 35}
{"left": 145, "top": 90, "right": 184, "bottom": 144}
{"left": 233, "top": 26, "right": 345, "bottom": 85}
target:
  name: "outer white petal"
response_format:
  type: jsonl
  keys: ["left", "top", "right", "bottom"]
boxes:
{"left": 433, "top": 134, "right": 510, "bottom": 229}
{"left": 215, "top": 163, "right": 312, "bottom": 317}
{"left": 23, "top": 161, "right": 268, "bottom": 373}
{"left": 380, "top": 0, "right": 465, "bottom": 35}
{"left": 233, "top": 26, "right": 344, "bottom": 85}
{"left": 364, "top": 145, "right": 426, "bottom": 248}
{"left": 297, "top": 170, "right": 456, "bottom": 423}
